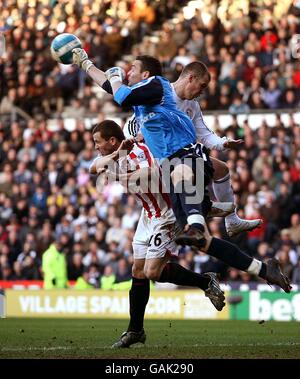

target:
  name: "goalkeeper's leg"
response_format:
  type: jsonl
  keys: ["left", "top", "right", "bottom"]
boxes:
{"left": 179, "top": 224, "right": 291, "bottom": 293}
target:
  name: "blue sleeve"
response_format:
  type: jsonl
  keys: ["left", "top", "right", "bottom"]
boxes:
{"left": 114, "top": 77, "right": 163, "bottom": 106}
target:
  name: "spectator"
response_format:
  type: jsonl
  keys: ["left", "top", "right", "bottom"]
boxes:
{"left": 106, "top": 217, "right": 125, "bottom": 245}
{"left": 281, "top": 89, "right": 299, "bottom": 108}
{"left": 292, "top": 258, "right": 300, "bottom": 285}
{"left": 155, "top": 31, "right": 178, "bottom": 67}
{"left": 229, "top": 94, "right": 250, "bottom": 114}
{"left": 74, "top": 268, "right": 95, "bottom": 290}
{"left": 288, "top": 214, "right": 300, "bottom": 245}
{"left": 68, "top": 252, "right": 84, "bottom": 281}
{"left": 248, "top": 91, "right": 267, "bottom": 109}
{"left": 170, "top": 46, "right": 193, "bottom": 69}
{"left": 42, "top": 241, "right": 68, "bottom": 289}
{"left": 290, "top": 151, "right": 300, "bottom": 183}
{"left": 0, "top": 264, "right": 16, "bottom": 280}
{"left": 82, "top": 241, "right": 108, "bottom": 268}
{"left": 100, "top": 265, "right": 116, "bottom": 290}
{"left": 42, "top": 76, "right": 64, "bottom": 116}
{"left": 121, "top": 206, "right": 139, "bottom": 230}
{"left": 186, "top": 30, "right": 204, "bottom": 57}
{"left": 172, "top": 22, "right": 189, "bottom": 47}
{"left": 262, "top": 78, "right": 282, "bottom": 109}
{"left": 252, "top": 148, "right": 273, "bottom": 183}
{"left": 255, "top": 242, "right": 274, "bottom": 262}
{"left": 277, "top": 183, "right": 294, "bottom": 229}
{"left": 276, "top": 248, "right": 294, "bottom": 280}
{"left": 260, "top": 191, "right": 280, "bottom": 241}
{"left": 115, "top": 258, "right": 132, "bottom": 283}
{"left": 243, "top": 55, "right": 258, "bottom": 84}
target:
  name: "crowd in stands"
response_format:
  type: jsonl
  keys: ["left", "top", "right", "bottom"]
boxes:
{"left": 0, "top": 0, "right": 183, "bottom": 117}
{"left": 1, "top": 0, "right": 300, "bottom": 288}
{"left": 1, "top": 0, "right": 300, "bottom": 117}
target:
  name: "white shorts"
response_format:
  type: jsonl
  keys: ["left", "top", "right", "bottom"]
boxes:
{"left": 132, "top": 208, "right": 183, "bottom": 260}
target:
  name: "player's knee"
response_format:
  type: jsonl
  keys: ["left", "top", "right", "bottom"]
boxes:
{"left": 171, "top": 164, "right": 194, "bottom": 186}
{"left": 212, "top": 159, "right": 229, "bottom": 180}
{"left": 132, "top": 263, "right": 146, "bottom": 279}
{"left": 144, "top": 267, "right": 160, "bottom": 281}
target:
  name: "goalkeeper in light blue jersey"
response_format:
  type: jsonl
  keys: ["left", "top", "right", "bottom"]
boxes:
{"left": 111, "top": 71, "right": 197, "bottom": 160}
{"left": 72, "top": 50, "right": 213, "bottom": 242}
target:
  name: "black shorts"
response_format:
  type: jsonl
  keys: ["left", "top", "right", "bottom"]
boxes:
{"left": 161, "top": 143, "right": 214, "bottom": 228}
{"left": 167, "top": 143, "right": 214, "bottom": 185}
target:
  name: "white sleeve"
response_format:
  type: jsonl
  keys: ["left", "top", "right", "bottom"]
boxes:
{"left": 123, "top": 115, "right": 139, "bottom": 138}
{"left": 193, "top": 103, "right": 227, "bottom": 151}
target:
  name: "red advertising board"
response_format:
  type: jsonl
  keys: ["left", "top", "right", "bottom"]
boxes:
{"left": 0, "top": 281, "right": 75, "bottom": 289}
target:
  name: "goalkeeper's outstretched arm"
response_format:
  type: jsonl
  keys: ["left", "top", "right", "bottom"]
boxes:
{"left": 86, "top": 65, "right": 108, "bottom": 88}
{"left": 72, "top": 48, "right": 107, "bottom": 86}
{"left": 72, "top": 48, "right": 124, "bottom": 93}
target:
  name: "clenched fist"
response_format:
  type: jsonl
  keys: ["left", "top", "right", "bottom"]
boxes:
{"left": 72, "top": 48, "right": 94, "bottom": 72}
{"left": 105, "top": 67, "right": 126, "bottom": 84}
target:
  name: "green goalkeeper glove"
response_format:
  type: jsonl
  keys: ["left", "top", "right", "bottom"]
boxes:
{"left": 105, "top": 67, "right": 126, "bottom": 84}
{"left": 72, "top": 48, "right": 94, "bottom": 73}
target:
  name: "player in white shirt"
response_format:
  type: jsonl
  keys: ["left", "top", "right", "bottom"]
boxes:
{"left": 123, "top": 61, "right": 262, "bottom": 237}
{"left": 171, "top": 61, "right": 262, "bottom": 237}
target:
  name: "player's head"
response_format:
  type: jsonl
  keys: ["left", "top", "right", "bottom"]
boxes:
{"left": 178, "top": 61, "right": 211, "bottom": 100}
{"left": 92, "top": 120, "right": 125, "bottom": 156}
{"left": 127, "top": 55, "right": 162, "bottom": 86}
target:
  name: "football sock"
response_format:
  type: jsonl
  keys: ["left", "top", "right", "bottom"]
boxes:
{"left": 207, "top": 237, "right": 253, "bottom": 271}
{"left": 158, "top": 262, "right": 210, "bottom": 290}
{"left": 258, "top": 263, "right": 267, "bottom": 279}
{"left": 207, "top": 238, "right": 268, "bottom": 278}
{"left": 127, "top": 277, "right": 150, "bottom": 333}
{"left": 212, "top": 174, "right": 240, "bottom": 223}
{"left": 247, "top": 258, "right": 263, "bottom": 276}
{"left": 212, "top": 173, "right": 233, "bottom": 203}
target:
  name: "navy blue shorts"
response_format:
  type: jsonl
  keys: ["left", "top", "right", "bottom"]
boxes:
{"left": 161, "top": 143, "right": 214, "bottom": 228}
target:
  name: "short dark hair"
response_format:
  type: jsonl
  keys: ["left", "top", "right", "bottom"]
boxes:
{"left": 92, "top": 120, "right": 125, "bottom": 141}
{"left": 136, "top": 55, "right": 162, "bottom": 76}
{"left": 180, "top": 61, "right": 211, "bottom": 81}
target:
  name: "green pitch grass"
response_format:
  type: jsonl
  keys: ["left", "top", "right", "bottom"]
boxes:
{"left": 0, "top": 318, "right": 299, "bottom": 359}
